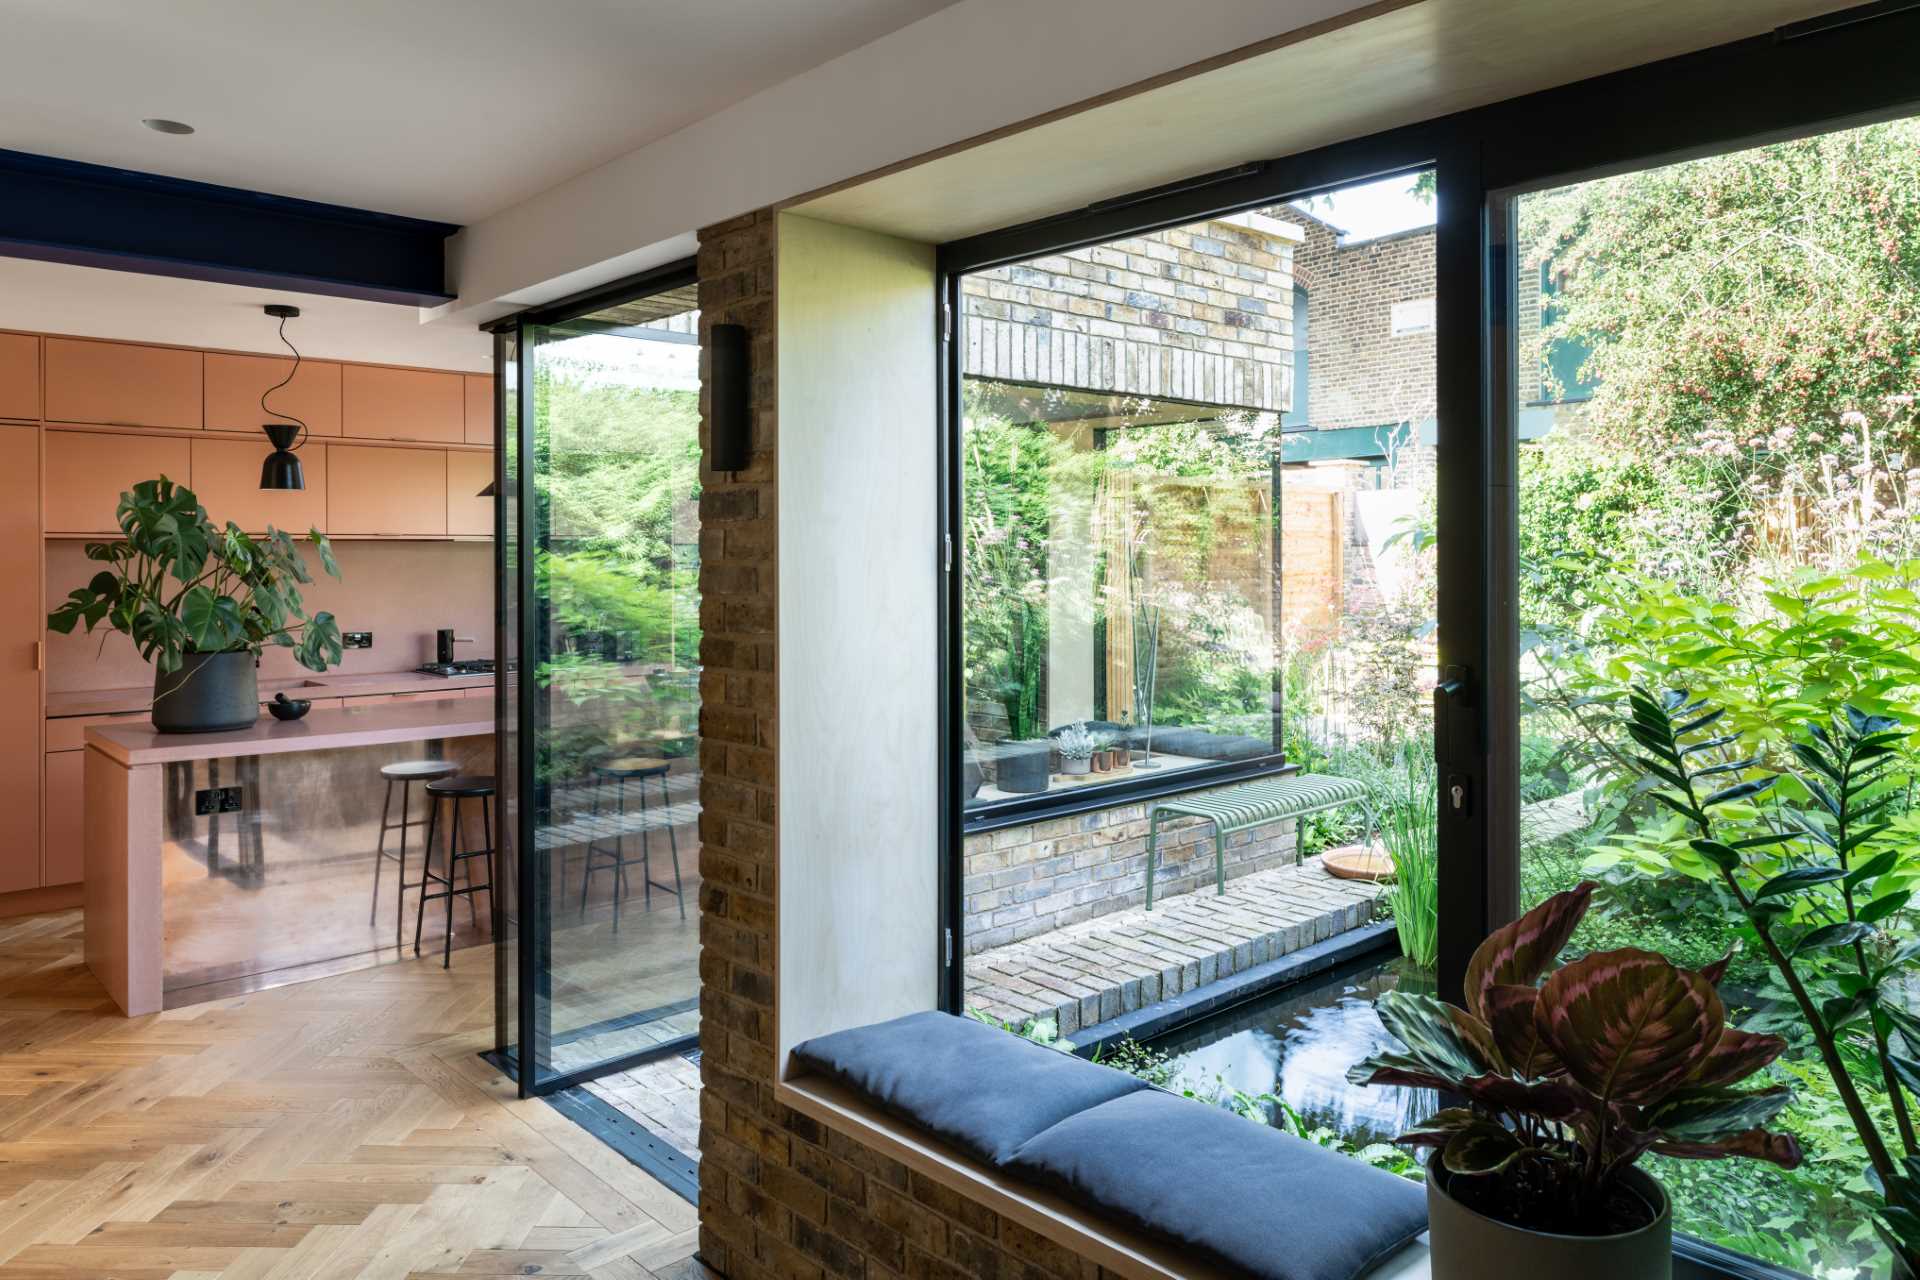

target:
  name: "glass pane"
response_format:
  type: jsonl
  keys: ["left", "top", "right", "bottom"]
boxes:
{"left": 957, "top": 177, "right": 1440, "bottom": 1081}
{"left": 1513, "top": 119, "right": 1918, "bottom": 1274}
{"left": 495, "top": 327, "right": 520, "bottom": 1071}
{"left": 521, "top": 283, "right": 704, "bottom": 1087}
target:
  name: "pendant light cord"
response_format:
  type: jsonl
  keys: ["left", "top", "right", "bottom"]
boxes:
{"left": 260, "top": 314, "right": 308, "bottom": 450}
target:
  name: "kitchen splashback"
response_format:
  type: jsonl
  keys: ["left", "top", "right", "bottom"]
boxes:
{"left": 44, "top": 539, "right": 494, "bottom": 692}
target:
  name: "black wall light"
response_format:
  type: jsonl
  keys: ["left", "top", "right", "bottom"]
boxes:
{"left": 709, "top": 322, "right": 751, "bottom": 472}
{"left": 259, "top": 303, "right": 307, "bottom": 490}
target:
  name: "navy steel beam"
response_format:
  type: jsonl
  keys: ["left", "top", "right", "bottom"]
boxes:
{"left": 0, "top": 148, "right": 456, "bottom": 305}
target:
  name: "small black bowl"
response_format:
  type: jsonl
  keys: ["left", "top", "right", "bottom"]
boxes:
{"left": 267, "top": 692, "right": 311, "bottom": 722}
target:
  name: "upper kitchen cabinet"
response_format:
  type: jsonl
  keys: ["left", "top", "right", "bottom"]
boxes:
{"left": 327, "top": 445, "right": 446, "bottom": 536}
{"left": 205, "top": 352, "right": 342, "bottom": 436}
{"left": 0, "top": 333, "right": 38, "bottom": 421}
{"left": 341, "top": 365, "right": 463, "bottom": 444}
{"left": 446, "top": 451, "right": 494, "bottom": 538}
{"left": 44, "top": 431, "right": 193, "bottom": 534}
{"left": 44, "top": 338, "right": 201, "bottom": 429}
{"left": 191, "top": 437, "right": 328, "bottom": 535}
{"left": 463, "top": 374, "right": 494, "bottom": 445}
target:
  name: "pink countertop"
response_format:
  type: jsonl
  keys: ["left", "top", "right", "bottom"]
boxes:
{"left": 86, "top": 697, "right": 494, "bottom": 767}
{"left": 47, "top": 669, "right": 493, "bottom": 718}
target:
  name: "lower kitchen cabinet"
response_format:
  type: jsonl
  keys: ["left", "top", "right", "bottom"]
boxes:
{"left": 42, "top": 751, "right": 82, "bottom": 887}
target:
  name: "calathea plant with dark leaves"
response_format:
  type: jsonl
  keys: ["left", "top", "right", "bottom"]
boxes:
{"left": 1349, "top": 880, "right": 1802, "bottom": 1236}
{"left": 1624, "top": 688, "right": 1920, "bottom": 1275}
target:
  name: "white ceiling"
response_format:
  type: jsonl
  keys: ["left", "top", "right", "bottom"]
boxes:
{"left": 0, "top": 0, "right": 959, "bottom": 224}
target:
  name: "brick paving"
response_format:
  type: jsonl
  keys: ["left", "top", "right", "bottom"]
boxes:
{"left": 963, "top": 858, "right": 1386, "bottom": 1036}
{"left": 585, "top": 1050, "right": 703, "bottom": 1162}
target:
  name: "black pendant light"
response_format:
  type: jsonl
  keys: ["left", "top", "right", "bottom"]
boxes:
{"left": 259, "top": 303, "right": 307, "bottom": 490}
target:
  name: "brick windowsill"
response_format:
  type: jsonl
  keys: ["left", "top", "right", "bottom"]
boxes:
{"left": 775, "top": 1074, "right": 1433, "bottom": 1280}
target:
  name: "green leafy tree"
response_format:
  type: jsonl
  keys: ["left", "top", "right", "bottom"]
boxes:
{"left": 1526, "top": 120, "right": 1920, "bottom": 465}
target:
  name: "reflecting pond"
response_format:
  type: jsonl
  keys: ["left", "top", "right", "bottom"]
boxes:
{"left": 1145, "top": 953, "right": 1434, "bottom": 1145}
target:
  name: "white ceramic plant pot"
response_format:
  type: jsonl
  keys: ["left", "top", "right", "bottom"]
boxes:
{"left": 1061, "top": 757, "right": 1091, "bottom": 775}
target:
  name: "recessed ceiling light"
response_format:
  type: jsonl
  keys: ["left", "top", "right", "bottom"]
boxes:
{"left": 141, "top": 118, "right": 194, "bottom": 136}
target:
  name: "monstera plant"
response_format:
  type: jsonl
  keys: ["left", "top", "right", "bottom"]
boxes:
{"left": 1351, "top": 882, "right": 1800, "bottom": 1278}
{"left": 47, "top": 477, "right": 342, "bottom": 732}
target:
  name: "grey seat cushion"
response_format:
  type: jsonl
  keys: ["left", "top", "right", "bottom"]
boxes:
{"left": 789, "top": 1011, "right": 1150, "bottom": 1165}
{"left": 1008, "top": 1089, "right": 1427, "bottom": 1280}
{"left": 1148, "top": 726, "right": 1274, "bottom": 762}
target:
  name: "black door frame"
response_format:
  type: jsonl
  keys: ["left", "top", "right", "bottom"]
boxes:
{"left": 489, "top": 256, "right": 704, "bottom": 1098}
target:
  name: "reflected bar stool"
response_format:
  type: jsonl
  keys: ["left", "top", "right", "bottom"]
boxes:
{"left": 580, "top": 756, "right": 684, "bottom": 931}
{"left": 371, "top": 759, "right": 459, "bottom": 946}
{"left": 414, "top": 774, "right": 496, "bottom": 968}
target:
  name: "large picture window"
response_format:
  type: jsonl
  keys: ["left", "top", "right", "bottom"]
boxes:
{"left": 951, "top": 178, "right": 1442, "bottom": 1047}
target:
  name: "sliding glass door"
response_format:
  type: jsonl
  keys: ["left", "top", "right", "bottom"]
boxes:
{"left": 496, "top": 262, "right": 704, "bottom": 1094}
{"left": 1497, "top": 110, "right": 1920, "bottom": 1278}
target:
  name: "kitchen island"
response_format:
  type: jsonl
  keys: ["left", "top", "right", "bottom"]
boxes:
{"left": 84, "top": 698, "right": 496, "bottom": 1015}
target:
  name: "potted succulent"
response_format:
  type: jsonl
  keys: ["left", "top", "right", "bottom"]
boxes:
{"left": 1056, "top": 723, "right": 1097, "bottom": 776}
{"left": 47, "top": 477, "right": 343, "bottom": 733}
{"left": 1350, "top": 882, "right": 1802, "bottom": 1280}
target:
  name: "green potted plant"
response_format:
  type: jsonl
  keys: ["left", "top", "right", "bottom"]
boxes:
{"left": 47, "top": 477, "right": 343, "bottom": 733}
{"left": 1056, "top": 723, "right": 1097, "bottom": 776}
{"left": 1612, "top": 689, "right": 1920, "bottom": 1277}
{"left": 1350, "top": 880, "right": 1801, "bottom": 1280}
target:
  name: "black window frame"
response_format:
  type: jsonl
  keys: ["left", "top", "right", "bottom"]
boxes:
{"left": 936, "top": 129, "right": 1484, "bottom": 1014}
{"left": 934, "top": 8, "right": 1920, "bottom": 1276}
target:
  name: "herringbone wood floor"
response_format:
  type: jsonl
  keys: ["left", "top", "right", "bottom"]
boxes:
{"left": 0, "top": 909, "right": 708, "bottom": 1279}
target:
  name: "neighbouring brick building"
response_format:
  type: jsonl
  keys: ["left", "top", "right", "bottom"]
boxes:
{"left": 961, "top": 211, "right": 1303, "bottom": 413}
{"left": 1287, "top": 212, "right": 1437, "bottom": 436}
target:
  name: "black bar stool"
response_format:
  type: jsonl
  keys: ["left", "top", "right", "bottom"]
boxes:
{"left": 580, "top": 756, "right": 684, "bottom": 931}
{"left": 414, "top": 774, "right": 495, "bottom": 968}
{"left": 371, "top": 759, "right": 458, "bottom": 945}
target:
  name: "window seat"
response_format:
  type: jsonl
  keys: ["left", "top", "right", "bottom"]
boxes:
{"left": 784, "top": 1011, "right": 1431, "bottom": 1280}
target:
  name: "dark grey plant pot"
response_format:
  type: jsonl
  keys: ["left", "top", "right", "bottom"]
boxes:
{"left": 1428, "top": 1165, "right": 1671, "bottom": 1280}
{"left": 152, "top": 651, "right": 259, "bottom": 734}
{"left": 994, "top": 740, "right": 1051, "bottom": 794}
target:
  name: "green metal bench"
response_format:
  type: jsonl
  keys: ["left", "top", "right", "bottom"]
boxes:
{"left": 1145, "top": 773, "right": 1374, "bottom": 908}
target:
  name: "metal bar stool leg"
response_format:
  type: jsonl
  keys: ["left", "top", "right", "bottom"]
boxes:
{"left": 395, "top": 780, "right": 412, "bottom": 948}
{"left": 371, "top": 778, "right": 395, "bottom": 924}
{"left": 612, "top": 776, "right": 627, "bottom": 935}
{"left": 414, "top": 794, "right": 440, "bottom": 957}
{"left": 580, "top": 775, "right": 602, "bottom": 920}
{"left": 480, "top": 796, "right": 495, "bottom": 920}
{"left": 445, "top": 798, "right": 466, "bottom": 968}
{"left": 660, "top": 772, "right": 684, "bottom": 921}
{"left": 637, "top": 773, "right": 651, "bottom": 913}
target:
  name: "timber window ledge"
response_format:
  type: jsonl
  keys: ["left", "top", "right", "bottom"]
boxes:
{"left": 776, "top": 1075, "right": 1435, "bottom": 1280}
